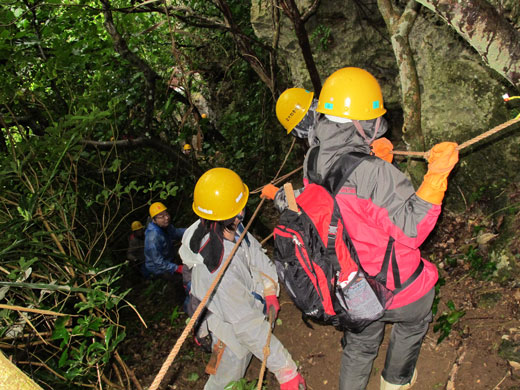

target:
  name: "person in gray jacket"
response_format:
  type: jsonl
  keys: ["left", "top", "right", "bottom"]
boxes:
{"left": 263, "top": 67, "right": 458, "bottom": 390}
{"left": 179, "top": 167, "right": 305, "bottom": 390}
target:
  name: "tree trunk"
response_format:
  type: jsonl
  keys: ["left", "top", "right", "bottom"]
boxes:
{"left": 378, "top": 0, "right": 424, "bottom": 150}
{"left": 0, "top": 351, "right": 43, "bottom": 390}
{"left": 215, "top": 0, "right": 276, "bottom": 94}
{"left": 280, "top": 0, "right": 322, "bottom": 94}
{"left": 416, "top": 0, "right": 520, "bottom": 89}
{"left": 377, "top": 0, "right": 426, "bottom": 185}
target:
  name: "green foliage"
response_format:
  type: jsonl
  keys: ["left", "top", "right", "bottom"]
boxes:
{"left": 464, "top": 245, "right": 497, "bottom": 280}
{"left": 0, "top": 0, "right": 295, "bottom": 387}
{"left": 225, "top": 378, "right": 262, "bottom": 390}
{"left": 311, "top": 24, "right": 332, "bottom": 51}
{"left": 170, "top": 306, "right": 182, "bottom": 326}
{"left": 0, "top": 118, "right": 154, "bottom": 387}
{"left": 432, "top": 274, "right": 446, "bottom": 316}
{"left": 433, "top": 300, "right": 465, "bottom": 344}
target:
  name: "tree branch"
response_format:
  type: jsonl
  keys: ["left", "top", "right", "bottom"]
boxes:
{"left": 214, "top": 0, "right": 276, "bottom": 94}
{"left": 81, "top": 137, "right": 203, "bottom": 177}
{"left": 301, "top": 0, "right": 320, "bottom": 23}
{"left": 279, "top": 0, "right": 322, "bottom": 94}
{"left": 416, "top": 0, "right": 520, "bottom": 89}
{"left": 100, "top": 0, "right": 159, "bottom": 130}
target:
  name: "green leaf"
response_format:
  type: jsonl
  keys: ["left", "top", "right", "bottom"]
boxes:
{"left": 58, "top": 349, "right": 69, "bottom": 368}
{"left": 52, "top": 316, "right": 70, "bottom": 345}
{"left": 104, "top": 325, "right": 113, "bottom": 346}
{"left": 13, "top": 8, "right": 24, "bottom": 18}
{"left": 87, "top": 341, "right": 105, "bottom": 356}
{"left": 447, "top": 311, "right": 465, "bottom": 324}
{"left": 51, "top": 325, "right": 70, "bottom": 345}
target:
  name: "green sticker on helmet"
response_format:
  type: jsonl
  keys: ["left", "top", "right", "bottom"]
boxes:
{"left": 372, "top": 100, "right": 380, "bottom": 109}
{"left": 324, "top": 102, "right": 334, "bottom": 110}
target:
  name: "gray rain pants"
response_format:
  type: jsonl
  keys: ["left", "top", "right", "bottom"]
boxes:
{"left": 204, "top": 336, "right": 253, "bottom": 390}
{"left": 339, "top": 288, "right": 435, "bottom": 390}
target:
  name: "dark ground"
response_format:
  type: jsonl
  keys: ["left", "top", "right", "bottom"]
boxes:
{"left": 117, "top": 210, "right": 520, "bottom": 390}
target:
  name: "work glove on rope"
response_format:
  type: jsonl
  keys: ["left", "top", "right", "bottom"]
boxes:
{"left": 264, "top": 295, "right": 280, "bottom": 318}
{"left": 261, "top": 184, "right": 280, "bottom": 200}
{"left": 371, "top": 137, "right": 394, "bottom": 163}
{"left": 416, "top": 142, "right": 459, "bottom": 205}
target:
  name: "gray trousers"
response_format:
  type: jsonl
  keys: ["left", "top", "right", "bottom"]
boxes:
{"left": 204, "top": 336, "right": 253, "bottom": 390}
{"left": 339, "top": 288, "right": 435, "bottom": 390}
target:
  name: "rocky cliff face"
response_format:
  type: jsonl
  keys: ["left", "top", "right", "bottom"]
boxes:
{"left": 250, "top": 1, "right": 520, "bottom": 210}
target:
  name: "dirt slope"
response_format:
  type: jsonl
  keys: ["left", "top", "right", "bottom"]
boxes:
{"left": 120, "top": 212, "right": 520, "bottom": 390}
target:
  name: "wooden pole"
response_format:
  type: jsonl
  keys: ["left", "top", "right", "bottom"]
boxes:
{"left": 0, "top": 351, "right": 43, "bottom": 390}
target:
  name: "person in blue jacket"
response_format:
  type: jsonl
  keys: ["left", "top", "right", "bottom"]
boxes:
{"left": 143, "top": 202, "right": 186, "bottom": 280}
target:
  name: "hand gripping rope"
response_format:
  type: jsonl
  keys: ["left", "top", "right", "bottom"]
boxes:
{"left": 250, "top": 116, "right": 520, "bottom": 196}
{"left": 391, "top": 116, "right": 520, "bottom": 158}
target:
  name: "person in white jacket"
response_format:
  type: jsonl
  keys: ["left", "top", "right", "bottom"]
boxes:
{"left": 179, "top": 167, "right": 305, "bottom": 390}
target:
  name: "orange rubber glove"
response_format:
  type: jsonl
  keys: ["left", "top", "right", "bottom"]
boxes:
{"left": 261, "top": 184, "right": 279, "bottom": 200}
{"left": 371, "top": 137, "right": 394, "bottom": 163}
{"left": 416, "top": 142, "right": 459, "bottom": 205}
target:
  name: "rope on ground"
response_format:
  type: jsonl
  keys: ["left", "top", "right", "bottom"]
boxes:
{"left": 257, "top": 307, "right": 276, "bottom": 390}
{"left": 148, "top": 199, "right": 266, "bottom": 390}
{"left": 392, "top": 117, "right": 520, "bottom": 158}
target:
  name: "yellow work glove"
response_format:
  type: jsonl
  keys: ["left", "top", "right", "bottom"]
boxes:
{"left": 371, "top": 137, "right": 394, "bottom": 163}
{"left": 416, "top": 142, "right": 459, "bottom": 205}
{"left": 261, "top": 184, "right": 279, "bottom": 200}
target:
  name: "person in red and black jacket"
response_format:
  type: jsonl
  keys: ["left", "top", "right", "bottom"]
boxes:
{"left": 263, "top": 67, "right": 459, "bottom": 390}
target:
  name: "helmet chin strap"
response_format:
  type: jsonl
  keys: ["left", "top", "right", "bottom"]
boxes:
{"left": 352, "top": 116, "right": 381, "bottom": 145}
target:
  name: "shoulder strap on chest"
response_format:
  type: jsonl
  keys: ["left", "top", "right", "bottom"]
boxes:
{"left": 306, "top": 146, "right": 321, "bottom": 185}
{"left": 306, "top": 147, "right": 373, "bottom": 193}
{"left": 323, "top": 152, "right": 373, "bottom": 195}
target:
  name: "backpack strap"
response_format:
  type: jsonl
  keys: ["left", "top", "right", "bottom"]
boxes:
{"left": 391, "top": 244, "right": 424, "bottom": 293}
{"left": 374, "top": 237, "right": 394, "bottom": 286}
{"left": 323, "top": 152, "right": 375, "bottom": 195}
{"left": 326, "top": 202, "right": 342, "bottom": 272}
{"left": 321, "top": 152, "right": 370, "bottom": 271}
{"left": 306, "top": 146, "right": 321, "bottom": 185}
{"left": 375, "top": 236, "right": 424, "bottom": 293}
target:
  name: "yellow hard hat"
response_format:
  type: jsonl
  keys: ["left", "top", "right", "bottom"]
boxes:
{"left": 183, "top": 144, "right": 192, "bottom": 151}
{"left": 276, "top": 88, "right": 314, "bottom": 133}
{"left": 316, "top": 67, "right": 386, "bottom": 120}
{"left": 192, "top": 168, "right": 249, "bottom": 221}
{"left": 149, "top": 202, "right": 167, "bottom": 218}
{"left": 131, "top": 221, "right": 144, "bottom": 231}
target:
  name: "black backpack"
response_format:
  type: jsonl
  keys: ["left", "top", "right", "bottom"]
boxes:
{"left": 273, "top": 151, "right": 422, "bottom": 332}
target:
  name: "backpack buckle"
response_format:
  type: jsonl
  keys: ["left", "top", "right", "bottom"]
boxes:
{"left": 291, "top": 234, "right": 302, "bottom": 247}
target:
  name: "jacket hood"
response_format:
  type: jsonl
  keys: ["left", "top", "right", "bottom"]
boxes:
{"left": 179, "top": 220, "right": 205, "bottom": 268}
{"left": 313, "top": 117, "right": 388, "bottom": 181}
